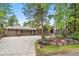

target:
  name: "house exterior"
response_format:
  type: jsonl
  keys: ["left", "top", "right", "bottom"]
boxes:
{"left": 4, "top": 26, "right": 41, "bottom": 36}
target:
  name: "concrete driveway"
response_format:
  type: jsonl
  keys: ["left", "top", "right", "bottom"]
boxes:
{"left": 0, "top": 36, "right": 41, "bottom": 56}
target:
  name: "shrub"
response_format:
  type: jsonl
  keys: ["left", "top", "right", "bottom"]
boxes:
{"left": 56, "top": 34, "right": 64, "bottom": 39}
{"left": 0, "top": 28, "right": 2, "bottom": 35}
{"left": 69, "top": 32, "right": 79, "bottom": 40}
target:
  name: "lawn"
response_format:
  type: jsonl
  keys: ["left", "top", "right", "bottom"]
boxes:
{"left": 35, "top": 40, "right": 79, "bottom": 56}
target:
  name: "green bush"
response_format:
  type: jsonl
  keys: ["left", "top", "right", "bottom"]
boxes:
{"left": 0, "top": 29, "right": 1, "bottom": 33}
{"left": 56, "top": 34, "right": 64, "bottom": 39}
{"left": 69, "top": 32, "right": 79, "bottom": 40}
{"left": 0, "top": 27, "right": 3, "bottom": 35}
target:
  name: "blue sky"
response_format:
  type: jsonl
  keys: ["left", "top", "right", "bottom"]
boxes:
{"left": 11, "top": 3, "right": 55, "bottom": 26}
{"left": 11, "top": 3, "right": 26, "bottom": 26}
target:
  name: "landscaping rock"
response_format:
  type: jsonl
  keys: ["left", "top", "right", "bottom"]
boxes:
{"left": 65, "top": 38, "right": 79, "bottom": 44}
{"left": 73, "top": 40, "right": 79, "bottom": 44}
{"left": 38, "top": 40, "right": 48, "bottom": 46}
{"left": 56, "top": 39, "right": 67, "bottom": 46}
{"left": 48, "top": 39, "right": 57, "bottom": 45}
{"left": 38, "top": 38, "right": 79, "bottom": 47}
{"left": 61, "top": 40, "right": 67, "bottom": 45}
{"left": 50, "top": 42, "right": 57, "bottom": 45}
{"left": 65, "top": 39, "right": 72, "bottom": 44}
{"left": 57, "top": 42, "right": 63, "bottom": 46}
{"left": 48, "top": 39, "right": 68, "bottom": 46}
{"left": 40, "top": 45, "right": 46, "bottom": 48}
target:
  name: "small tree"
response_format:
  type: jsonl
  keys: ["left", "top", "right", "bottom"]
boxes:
{"left": 22, "top": 3, "right": 51, "bottom": 39}
{"left": 8, "top": 14, "right": 19, "bottom": 26}
{"left": 0, "top": 4, "right": 12, "bottom": 36}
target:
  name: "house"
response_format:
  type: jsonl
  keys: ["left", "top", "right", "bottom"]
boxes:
{"left": 4, "top": 26, "right": 41, "bottom": 36}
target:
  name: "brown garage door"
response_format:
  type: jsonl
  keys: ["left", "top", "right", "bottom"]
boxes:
{"left": 5, "top": 29, "right": 18, "bottom": 36}
{"left": 21, "top": 30, "right": 32, "bottom": 36}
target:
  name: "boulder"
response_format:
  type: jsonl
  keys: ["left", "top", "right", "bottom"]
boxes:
{"left": 48, "top": 39, "right": 67, "bottom": 46}
{"left": 38, "top": 38, "right": 79, "bottom": 48}
{"left": 56, "top": 39, "right": 67, "bottom": 46}
{"left": 50, "top": 42, "right": 57, "bottom": 45}
{"left": 61, "top": 39, "right": 67, "bottom": 45}
{"left": 56, "top": 42, "right": 63, "bottom": 46}
{"left": 65, "top": 39, "right": 74, "bottom": 44}
{"left": 38, "top": 40, "right": 48, "bottom": 45}
{"left": 73, "top": 40, "right": 79, "bottom": 44}
{"left": 65, "top": 38, "right": 79, "bottom": 44}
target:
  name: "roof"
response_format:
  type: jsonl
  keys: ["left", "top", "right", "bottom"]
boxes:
{"left": 4, "top": 26, "right": 37, "bottom": 30}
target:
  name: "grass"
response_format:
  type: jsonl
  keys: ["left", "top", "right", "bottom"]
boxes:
{"left": 35, "top": 40, "right": 79, "bottom": 56}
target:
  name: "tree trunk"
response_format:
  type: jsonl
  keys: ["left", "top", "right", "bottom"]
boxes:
{"left": 63, "top": 4, "right": 67, "bottom": 38}
{"left": 0, "top": 23, "right": 4, "bottom": 37}
{"left": 37, "top": 4, "right": 44, "bottom": 40}
{"left": 40, "top": 8, "right": 44, "bottom": 39}
{"left": 41, "top": 18, "right": 44, "bottom": 39}
{"left": 73, "top": 3, "right": 77, "bottom": 32}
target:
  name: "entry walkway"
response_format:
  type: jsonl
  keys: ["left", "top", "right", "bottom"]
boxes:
{"left": 0, "top": 36, "right": 41, "bottom": 56}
